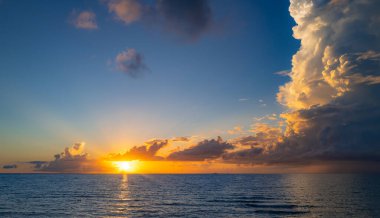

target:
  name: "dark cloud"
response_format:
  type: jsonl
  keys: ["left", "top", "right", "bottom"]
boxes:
{"left": 2, "top": 164, "right": 17, "bottom": 169}
{"left": 167, "top": 136, "right": 234, "bottom": 161}
{"left": 115, "top": 48, "right": 148, "bottom": 77}
{"left": 106, "top": 0, "right": 214, "bottom": 41}
{"left": 156, "top": 0, "right": 213, "bottom": 41}
{"left": 110, "top": 139, "right": 169, "bottom": 161}
{"left": 28, "top": 161, "right": 48, "bottom": 169}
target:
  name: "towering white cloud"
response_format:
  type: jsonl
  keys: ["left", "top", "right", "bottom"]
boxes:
{"left": 224, "top": 0, "right": 380, "bottom": 168}
{"left": 278, "top": 0, "right": 380, "bottom": 110}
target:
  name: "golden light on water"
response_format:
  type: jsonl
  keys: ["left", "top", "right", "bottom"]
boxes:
{"left": 112, "top": 161, "right": 138, "bottom": 173}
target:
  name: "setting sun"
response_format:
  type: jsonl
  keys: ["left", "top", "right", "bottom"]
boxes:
{"left": 112, "top": 161, "right": 138, "bottom": 173}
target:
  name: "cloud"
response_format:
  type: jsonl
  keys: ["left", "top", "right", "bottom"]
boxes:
{"left": 224, "top": 123, "right": 283, "bottom": 163}
{"left": 253, "top": 114, "right": 278, "bottom": 122}
{"left": 274, "top": 70, "right": 290, "bottom": 76}
{"left": 155, "top": 0, "right": 213, "bottom": 41}
{"left": 171, "top": 136, "right": 190, "bottom": 142}
{"left": 227, "top": 126, "right": 243, "bottom": 135}
{"left": 167, "top": 136, "right": 234, "bottom": 161}
{"left": 105, "top": 0, "right": 214, "bottom": 41}
{"left": 223, "top": 0, "right": 380, "bottom": 169}
{"left": 107, "top": 0, "right": 142, "bottom": 24}
{"left": 109, "top": 139, "right": 169, "bottom": 161}
{"left": 2, "top": 164, "right": 17, "bottom": 169}
{"left": 28, "top": 161, "right": 47, "bottom": 169}
{"left": 115, "top": 48, "right": 148, "bottom": 77}
{"left": 70, "top": 10, "right": 98, "bottom": 30}
{"left": 34, "top": 142, "right": 89, "bottom": 172}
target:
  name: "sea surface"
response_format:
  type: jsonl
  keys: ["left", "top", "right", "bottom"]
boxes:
{"left": 0, "top": 174, "right": 379, "bottom": 217}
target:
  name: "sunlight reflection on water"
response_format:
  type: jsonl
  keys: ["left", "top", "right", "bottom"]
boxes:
{"left": 0, "top": 174, "right": 379, "bottom": 217}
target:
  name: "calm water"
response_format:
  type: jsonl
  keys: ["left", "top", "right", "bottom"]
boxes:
{"left": 0, "top": 174, "right": 379, "bottom": 217}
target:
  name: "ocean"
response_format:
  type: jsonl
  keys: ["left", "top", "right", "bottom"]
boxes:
{"left": 0, "top": 174, "right": 379, "bottom": 217}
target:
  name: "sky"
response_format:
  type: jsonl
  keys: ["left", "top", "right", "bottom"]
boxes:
{"left": 1, "top": 0, "right": 380, "bottom": 173}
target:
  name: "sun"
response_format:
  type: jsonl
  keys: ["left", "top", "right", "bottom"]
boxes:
{"left": 112, "top": 161, "right": 138, "bottom": 173}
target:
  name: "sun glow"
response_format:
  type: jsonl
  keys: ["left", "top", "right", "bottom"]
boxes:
{"left": 112, "top": 161, "right": 138, "bottom": 173}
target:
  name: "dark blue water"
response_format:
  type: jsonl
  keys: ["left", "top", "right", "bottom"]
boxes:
{"left": 0, "top": 174, "right": 379, "bottom": 217}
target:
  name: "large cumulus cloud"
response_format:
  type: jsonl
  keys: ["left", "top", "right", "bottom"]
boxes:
{"left": 224, "top": 0, "right": 380, "bottom": 168}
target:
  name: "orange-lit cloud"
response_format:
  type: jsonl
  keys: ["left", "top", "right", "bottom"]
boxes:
{"left": 107, "top": 0, "right": 142, "bottom": 24}
{"left": 108, "top": 139, "right": 169, "bottom": 161}
{"left": 223, "top": 0, "right": 380, "bottom": 169}
{"left": 14, "top": 0, "right": 380, "bottom": 174}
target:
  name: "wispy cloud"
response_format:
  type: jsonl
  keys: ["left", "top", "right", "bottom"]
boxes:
{"left": 274, "top": 70, "right": 290, "bottom": 76}
{"left": 253, "top": 114, "right": 277, "bottom": 122}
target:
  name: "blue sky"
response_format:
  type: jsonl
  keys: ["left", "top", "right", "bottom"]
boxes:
{"left": 0, "top": 0, "right": 298, "bottom": 162}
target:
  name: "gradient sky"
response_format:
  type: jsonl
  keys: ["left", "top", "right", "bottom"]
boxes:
{"left": 0, "top": 1, "right": 296, "bottom": 161}
{"left": 2, "top": 0, "right": 379, "bottom": 173}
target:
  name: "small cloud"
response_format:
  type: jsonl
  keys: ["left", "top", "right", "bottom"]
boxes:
{"left": 115, "top": 48, "right": 148, "bottom": 78}
{"left": 254, "top": 114, "right": 277, "bottom": 122}
{"left": 258, "top": 99, "right": 266, "bottom": 107}
{"left": 107, "top": 0, "right": 142, "bottom": 24}
{"left": 238, "top": 98, "right": 249, "bottom": 102}
{"left": 227, "top": 126, "right": 243, "bottom": 135}
{"left": 70, "top": 10, "right": 98, "bottom": 30}
{"left": 2, "top": 164, "right": 17, "bottom": 169}
{"left": 274, "top": 70, "right": 290, "bottom": 76}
